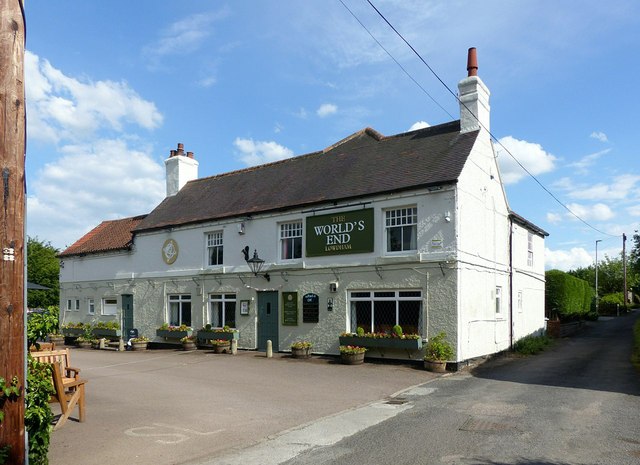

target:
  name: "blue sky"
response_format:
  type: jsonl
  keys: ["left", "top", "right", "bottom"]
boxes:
{"left": 24, "top": 1, "right": 639, "bottom": 271}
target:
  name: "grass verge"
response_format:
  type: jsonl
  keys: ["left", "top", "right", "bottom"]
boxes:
{"left": 513, "top": 334, "right": 553, "bottom": 355}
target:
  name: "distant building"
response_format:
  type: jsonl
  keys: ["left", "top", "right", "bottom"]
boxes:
{"left": 59, "top": 48, "right": 547, "bottom": 365}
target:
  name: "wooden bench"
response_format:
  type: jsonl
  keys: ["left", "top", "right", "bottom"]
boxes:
{"left": 30, "top": 348, "right": 87, "bottom": 429}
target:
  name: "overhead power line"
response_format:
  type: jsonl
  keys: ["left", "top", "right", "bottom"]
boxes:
{"left": 342, "top": 0, "right": 620, "bottom": 238}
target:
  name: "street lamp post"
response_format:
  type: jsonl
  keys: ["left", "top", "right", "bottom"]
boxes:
{"left": 595, "top": 239, "right": 602, "bottom": 314}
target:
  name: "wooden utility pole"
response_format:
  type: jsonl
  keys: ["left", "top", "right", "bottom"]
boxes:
{"left": 0, "top": 0, "right": 26, "bottom": 463}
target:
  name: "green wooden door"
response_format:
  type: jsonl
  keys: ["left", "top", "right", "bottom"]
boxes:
{"left": 121, "top": 294, "right": 134, "bottom": 340}
{"left": 257, "top": 291, "right": 278, "bottom": 351}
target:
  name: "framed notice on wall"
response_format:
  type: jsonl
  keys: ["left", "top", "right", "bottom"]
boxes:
{"left": 282, "top": 292, "right": 298, "bottom": 326}
{"left": 240, "top": 300, "right": 250, "bottom": 315}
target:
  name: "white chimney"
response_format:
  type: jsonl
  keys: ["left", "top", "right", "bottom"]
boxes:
{"left": 165, "top": 143, "right": 199, "bottom": 197}
{"left": 458, "top": 47, "right": 490, "bottom": 134}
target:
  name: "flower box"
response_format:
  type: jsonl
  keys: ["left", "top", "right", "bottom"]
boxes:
{"left": 156, "top": 329, "right": 193, "bottom": 339}
{"left": 196, "top": 329, "right": 239, "bottom": 342}
{"left": 62, "top": 328, "right": 85, "bottom": 337}
{"left": 338, "top": 336, "right": 423, "bottom": 351}
{"left": 93, "top": 328, "right": 122, "bottom": 338}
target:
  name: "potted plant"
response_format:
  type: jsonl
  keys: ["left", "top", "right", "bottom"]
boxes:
{"left": 131, "top": 336, "right": 149, "bottom": 351}
{"left": 211, "top": 339, "right": 231, "bottom": 354}
{"left": 339, "top": 345, "right": 366, "bottom": 365}
{"left": 423, "top": 332, "right": 454, "bottom": 373}
{"left": 48, "top": 333, "right": 65, "bottom": 346}
{"left": 290, "top": 341, "right": 312, "bottom": 359}
{"left": 181, "top": 335, "right": 197, "bottom": 351}
{"left": 75, "top": 335, "right": 92, "bottom": 349}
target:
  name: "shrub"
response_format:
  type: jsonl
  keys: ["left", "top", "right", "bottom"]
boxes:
{"left": 356, "top": 327, "right": 365, "bottom": 336}
{"left": 291, "top": 341, "right": 312, "bottom": 350}
{"left": 424, "top": 332, "right": 454, "bottom": 362}
{"left": 339, "top": 345, "right": 366, "bottom": 355}
{"left": 599, "top": 292, "right": 625, "bottom": 315}
{"left": 513, "top": 334, "right": 552, "bottom": 355}
{"left": 546, "top": 269, "right": 594, "bottom": 321}
{"left": 392, "top": 324, "right": 403, "bottom": 337}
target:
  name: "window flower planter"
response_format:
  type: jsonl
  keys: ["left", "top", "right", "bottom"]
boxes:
{"left": 338, "top": 336, "right": 423, "bottom": 351}
{"left": 156, "top": 329, "right": 193, "bottom": 339}
{"left": 196, "top": 329, "right": 239, "bottom": 342}
{"left": 62, "top": 328, "right": 85, "bottom": 337}
{"left": 93, "top": 328, "right": 122, "bottom": 338}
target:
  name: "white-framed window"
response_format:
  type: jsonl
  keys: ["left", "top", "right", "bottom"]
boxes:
{"left": 517, "top": 291, "right": 523, "bottom": 313}
{"left": 66, "top": 299, "right": 73, "bottom": 311}
{"left": 206, "top": 231, "right": 224, "bottom": 266}
{"left": 495, "top": 287, "right": 502, "bottom": 315}
{"left": 208, "top": 294, "right": 236, "bottom": 328}
{"left": 88, "top": 299, "right": 95, "bottom": 315}
{"left": 385, "top": 207, "right": 417, "bottom": 252}
{"left": 280, "top": 221, "right": 302, "bottom": 260}
{"left": 169, "top": 294, "right": 191, "bottom": 327}
{"left": 349, "top": 290, "right": 422, "bottom": 335}
{"left": 527, "top": 231, "right": 534, "bottom": 267}
{"left": 102, "top": 298, "right": 118, "bottom": 316}
{"left": 75, "top": 299, "right": 80, "bottom": 311}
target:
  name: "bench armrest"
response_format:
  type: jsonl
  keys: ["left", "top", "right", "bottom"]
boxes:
{"left": 65, "top": 366, "right": 81, "bottom": 379}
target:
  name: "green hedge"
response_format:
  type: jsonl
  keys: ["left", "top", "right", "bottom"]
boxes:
{"left": 546, "top": 269, "right": 594, "bottom": 321}
{"left": 599, "top": 292, "right": 625, "bottom": 315}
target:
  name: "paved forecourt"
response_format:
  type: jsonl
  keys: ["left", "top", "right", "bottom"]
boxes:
{"left": 47, "top": 347, "right": 436, "bottom": 465}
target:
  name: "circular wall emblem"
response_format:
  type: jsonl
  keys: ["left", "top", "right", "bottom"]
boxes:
{"left": 162, "top": 239, "right": 179, "bottom": 265}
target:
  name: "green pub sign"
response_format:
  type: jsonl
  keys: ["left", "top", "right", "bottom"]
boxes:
{"left": 282, "top": 292, "right": 298, "bottom": 326}
{"left": 306, "top": 208, "right": 374, "bottom": 257}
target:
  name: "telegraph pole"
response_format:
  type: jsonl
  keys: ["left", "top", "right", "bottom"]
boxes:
{"left": 623, "top": 233, "right": 627, "bottom": 310}
{"left": 0, "top": 1, "right": 26, "bottom": 463}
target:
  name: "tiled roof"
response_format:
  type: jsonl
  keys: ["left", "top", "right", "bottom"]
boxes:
{"left": 59, "top": 215, "right": 147, "bottom": 257}
{"left": 135, "top": 121, "right": 478, "bottom": 232}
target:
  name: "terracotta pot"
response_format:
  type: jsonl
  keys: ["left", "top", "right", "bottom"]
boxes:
{"left": 213, "top": 343, "right": 231, "bottom": 354}
{"left": 132, "top": 342, "right": 148, "bottom": 351}
{"left": 291, "top": 347, "right": 311, "bottom": 359}
{"left": 182, "top": 341, "right": 197, "bottom": 351}
{"left": 424, "top": 359, "right": 447, "bottom": 373}
{"left": 340, "top": 352, "right": 365, "bottom": 365}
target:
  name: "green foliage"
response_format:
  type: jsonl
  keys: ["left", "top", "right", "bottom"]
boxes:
{"left": 424, "top": 332, "right": 454, "bottom": 361}
{"left": 356, "top": 326, "right": 365, "bottom": 336}
{"left": 339, "top": 345, "right": 366, "bottom": 354}
{"left": 0, "top": 376, "right": 21, "bottom": 465}
{"left": 27, "top": 236, "right": 60, "bottom": 308}
{"left": 27, "top": 306, "right": 59, "bottom": 347}
{"left": 632, "top": 318, "right": 640, "bottom": 372}
{"left": 513, "top": 334, "right": 552, "bottom": 355}
{"left": 93, "top": 321, "right": 120, "bottom": 330}
{"left": 25, "top": 356, "right": 54, "bottom": 465}
{"left": 392, "top": 324, "right": 403, "bottom": 337}
{"left": 599, "top": 292, "right": 625, "bottom": 315}
{"left": 545, "top": 269, "right": 594, "bottom": 321}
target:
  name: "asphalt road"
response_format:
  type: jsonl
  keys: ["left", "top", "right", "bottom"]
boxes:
{"left": 279, "top": 312, "right": 640, "bottom": 465}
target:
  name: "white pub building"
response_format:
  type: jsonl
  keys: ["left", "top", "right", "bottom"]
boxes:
{"left": 58, "top": 49, "right": 547, "bottom": 366}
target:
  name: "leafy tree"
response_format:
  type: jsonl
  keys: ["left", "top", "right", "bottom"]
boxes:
{"left": 27, "top": 237, "right": 59, "bottom": 308}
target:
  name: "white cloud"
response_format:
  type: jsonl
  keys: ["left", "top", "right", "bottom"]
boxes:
{"left": 546, "top": 212, "right": 562, "bottom": 224}
{"left": 234, "top": 138, "right": 294, "bottom": 166}
{"left": 545, "top": 247, "right": 593, "bottom": 271}
{"left": 27, "top": 139, "right": 165, "bottom": 249}
{"left": 408, "top": 121, "right": 430, "bottom": 131}
{"left": 25, "top": 51, "right": 162, "bottom": 143}
{"left": 590, "top": 131, "right": 608, "bottom": 142}
{"left": 627, "top": 205, "right": 640, "bottom": 217}
{"left": 567, "top": 148, "right": 610, "bottom": 174}
{"left": 565, "top": 203, "right": 614, "bottom": 221}
{"left": 317, "top": 103, "right": 338, "bottom": 118}
{"left": 496, "top": 136, "right": 557, "bottom": 184}
{"left": 567, "top": 174, "right": 640, "bottom": 201}
{"left": 143, "top": 10, "right": 229, "bottom": 63}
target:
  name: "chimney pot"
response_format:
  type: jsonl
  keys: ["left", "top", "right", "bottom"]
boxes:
{"left": 467, "top": 47, "right": 478, "bottom": 77}
{"left": 187, "top": 151, "right": 194, "bottom": 159}
{"left": 170, "top": 150, "right": 176, "bottom": 157}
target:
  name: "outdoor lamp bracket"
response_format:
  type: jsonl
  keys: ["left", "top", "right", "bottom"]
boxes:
{"left": 242, "top": 246, "right": 270, "bottom": 281}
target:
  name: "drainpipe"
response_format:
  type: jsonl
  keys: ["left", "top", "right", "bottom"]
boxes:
{"left": 508, "top": 219, "right": 514, "bottom": 349}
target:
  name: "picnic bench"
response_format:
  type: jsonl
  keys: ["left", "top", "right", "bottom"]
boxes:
{"left": 30, "top": 348, "right": 88, "bottom": 429}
